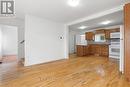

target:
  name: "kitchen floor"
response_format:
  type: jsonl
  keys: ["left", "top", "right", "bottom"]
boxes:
{"left": 69, "top": 53, "right": 78, "bottom": 58}
{"left": 0, "top": 55, "right": 130, "bottom": 87}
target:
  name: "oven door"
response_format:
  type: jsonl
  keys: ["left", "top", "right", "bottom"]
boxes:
{"left": 110, "top": 32, "right": 120, "bottom": 39}
{"left": 109, "top": 45, "right": 120, "bottom": 59}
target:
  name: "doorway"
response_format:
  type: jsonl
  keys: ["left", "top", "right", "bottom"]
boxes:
{"left": 0, "top": 25, "right": 18, "bottom": 63}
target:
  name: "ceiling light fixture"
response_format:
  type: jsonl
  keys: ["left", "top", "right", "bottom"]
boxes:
{"left": 78, "top": 26, "right": 88, "bottom": 29}
{"left": 101, "top": 20, "right": 111, "bottom": 25}
{"left": 68, "top": 0, "right": 80, "bottom": 7}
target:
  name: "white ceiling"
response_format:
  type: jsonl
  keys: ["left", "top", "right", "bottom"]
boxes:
{"left": 69, "top": 11, "right": 123, "bottom": 32}
{"left": 15, "top": 0, "right": 127, "bottom": 23}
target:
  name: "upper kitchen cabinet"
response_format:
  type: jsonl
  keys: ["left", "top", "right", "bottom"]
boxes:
{"left": 105, "top": 28, "right": 120, "bottom": 39}
{"left": 85, "top": 32, "right": 94, "bottom": 41}
{"left": 85, "top": 29, "right": 120, "bottom": 41}
{"left": 95, "top": 29, "right": 105, "bottom": 34}
{"left": 109, "top": 28, "right": 120, "bottom": 33}
{"left": 105, "top": 30, "right": 111, "bottom": 39}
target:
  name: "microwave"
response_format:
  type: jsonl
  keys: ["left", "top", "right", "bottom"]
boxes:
{"left": 110, "top": 32, "right": 120, "bottom": 39}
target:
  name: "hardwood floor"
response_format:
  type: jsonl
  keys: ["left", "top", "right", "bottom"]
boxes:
{"left": 0, "top": 55, "right": 18, "bottom": 63}
{"left": 2, "top": 55, "right": 17, "bottom": 63}
{"left": 0, "top": 56, "right": 130, "bottom": 87}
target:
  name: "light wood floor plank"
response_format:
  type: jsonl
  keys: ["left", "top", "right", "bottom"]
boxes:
{"left": 0, "top": 56, "right": 130, "bottom": 87}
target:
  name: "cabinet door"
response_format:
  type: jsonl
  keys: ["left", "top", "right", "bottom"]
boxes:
{"left": 109, "top": 28, "right": 120, "bottom": 33}
{"left": 77, "top": 45, "right": 88, "bottom": 57}
{"left": 89, "top": 45, "right": 100, "bottom": 56}
{"left": 101, "top": 45, "right": 109, "bottom": 57}
{"left": 124, "top": 3, "right": 130, "bottom": 81}
{"left": 95, "top": 29, "right": 105, "bottom": 34}
{"left": 77, "top": 45, "right": 84, "bottom": 57}
{"left": 85, "top": 32, "right": 94, "bottom": 41}
{"left": 105, "top": 30, "right": 110, "bottom": 39}
{"left": 89, "top": 45, "right": 95, "bottom": 55}
{"left": 83, "top": 46, "right": 87, "bottom": 56}
{"left": 85, "top": 45, "right": 90, "bottom": 55}
{"left": 94, "top": 45, "right": 100, "bottom": 56}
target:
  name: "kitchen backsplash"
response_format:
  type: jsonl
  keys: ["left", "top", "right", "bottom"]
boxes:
{"left": 87, "top": 40, "right": 110, "bottom": 45}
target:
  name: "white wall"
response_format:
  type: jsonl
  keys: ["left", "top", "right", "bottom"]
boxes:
{"left": 0, "top": 18, "right": 25, "bottom": 59}
{"left": 0, "top": 28, "right": 2, "bottom": 59}
{"left": 69, "top": 30, "right": 87, "bottom": 54}
{"left": 76, "top": 34, "right": 87, "bottom": 45}
{"left": 69, "top": 31, "right": 76, "bottom": 54}
{"left": 2, "top": 26, "right": 18, "bottom": 56}
{"left": 25, "top": 15, "right": 68, "bottom": 66}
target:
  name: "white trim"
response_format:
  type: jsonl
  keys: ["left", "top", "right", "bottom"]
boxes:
{"left": 67, "top": 5, "right": 123, "bottom": 26}
{"left": 120, "top": 25, "right": 124, "bottom": 73}
{"left": 64, "top": 24, "right": 69, "bottom": 59}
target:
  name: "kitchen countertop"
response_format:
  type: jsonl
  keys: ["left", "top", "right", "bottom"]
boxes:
{"left": 89, "top": 43, "right": 110, "bottom": 45}
{"left": 76, "top": 43, "right": 110, "bottom": 46}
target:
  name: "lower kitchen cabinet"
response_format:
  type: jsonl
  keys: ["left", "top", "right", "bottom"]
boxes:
{"left": 89, "top": 45, "right": 100, "bottom": 56}
{"left": 76, "top": 44, "right": 109, "bottom": 57}
{"left": 100, "top": 45, "right": 109, "bottom": 57}
{"left": 76, "top": 45, "right": 89, "bottom": 57}
{"left": 89, "top": 44, "right": 109, "bottom": 57}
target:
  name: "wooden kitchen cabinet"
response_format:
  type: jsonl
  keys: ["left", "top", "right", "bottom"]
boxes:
{"left": 95, "top": 29, "right": 105, "bottom": 34}
{"left": 85, "top": 32, "right": 94, "bottom": 41}
{"left": 89, "top": 44, "right": 109, "bottom": 57}
{"left": 109, "top": 28, "right": 120, "bottom": 33}
{"left": 85, "top": 45, "right": 90, "bottom": 55}
{"left": 77, "top": 45, "right": 84, "bottom": 57}
{"left": 85, "top": 29, "right": 120, "bottom": 41}
{"left": 101, "top": 45, "right": 109, "bottom": 57}
{"left": 105, "top": 30, "right": 111, "bottom": 39}
{"left": 124, "top": 3, "right": 130, "bottom": 81}
{"left": 76, "top": 45, "right": 89, "bottom": 57}
{"left": 89, "top": 45, "right": 95, "bottom": 55}
{"left": 76, "top": 44, "right": 109, "bottom": 57}
{"left": 105, "top": 29, "right": 120, "bottom": 39}
{"left": 89, "top": 45, "right": 100, "bottom": 56}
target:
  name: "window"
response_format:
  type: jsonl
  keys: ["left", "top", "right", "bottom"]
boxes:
{"left": 76, "top": 34, "right": 87, "bottom": 45}
{"left": 95, "top": 34, "right": 106, "bottom": 42}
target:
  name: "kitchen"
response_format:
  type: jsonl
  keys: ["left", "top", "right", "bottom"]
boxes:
{"left": 69, "top": 11, "right": 124, "bottom": 73}
{"left": 76, "top": 28, "right": 121, "bottom": 59}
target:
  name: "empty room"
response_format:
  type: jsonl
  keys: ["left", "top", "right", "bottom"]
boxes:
{"left": 0, "top": 0, "right": 130, "bottom": 87}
